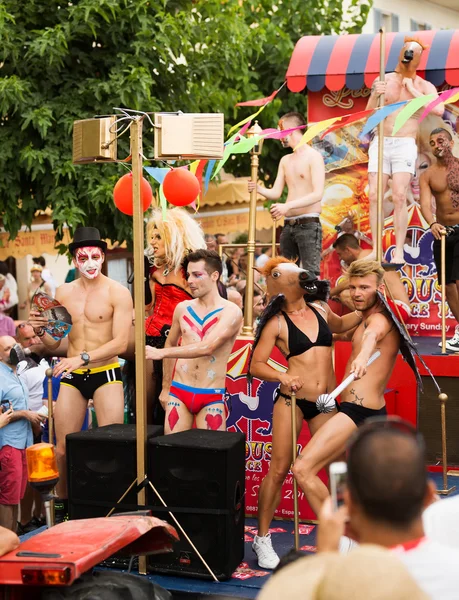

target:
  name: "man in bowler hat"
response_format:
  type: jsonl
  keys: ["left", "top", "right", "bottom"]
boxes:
{"left": 29, "top": 227, "right": 133, "bottom": 521}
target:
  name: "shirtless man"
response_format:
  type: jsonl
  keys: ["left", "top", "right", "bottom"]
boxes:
{"left": 366, "top": 38, "right": 444, "bottom": 264}
{"left": 331, "top": 233, "right": 411, "bottom": 323}
{"left": 420, "top": 127, "right": 459, "bottom": 352}
{"left": 248, "top": 112, "right": 325, "bottom": 277}
{"left": 292, "top": 260, "right": 400, "bottom": 519}
{"left": 28, "top": 227, "right": 133, "bottom": 520}
{"left": 145, "top": 250, "right": 242, "bottom": 434}
{"left": 249, "top": 257, "right": 362, "bottom": 569}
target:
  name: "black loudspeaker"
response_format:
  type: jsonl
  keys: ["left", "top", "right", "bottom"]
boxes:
{"left": 419, "top": 376, "right": 459, "bottom": 465}
{"left": 147, "top": 430, "right": 245, "bottom": 580}
{"left": 67, "top": 424, "right": 163, "bottom": 519}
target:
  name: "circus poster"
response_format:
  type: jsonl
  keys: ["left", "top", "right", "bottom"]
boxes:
{"left": 226, "top": 340, "right": 326, "bottom": 521}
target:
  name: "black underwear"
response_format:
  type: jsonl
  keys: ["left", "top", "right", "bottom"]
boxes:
{"left": 339, "top": 402, "right": 387, "bottom": 426}
{"left": 274, "top": 389, "right": 337, "bottom": 421}
{"left": 60, "top": 363, "right": 122, "bottom": 401}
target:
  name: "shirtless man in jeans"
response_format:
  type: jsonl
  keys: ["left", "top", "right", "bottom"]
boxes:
{"left": 146, "top": 250, "right": 242, "bottom": 433}
{"left": 293, "top": 260, "right": 400, "bottom": 518}
{"left": 28, "top": 227, "right": 133, "bottom": 520}
{"left": 248, "top": 112, "right": 325, "bottom": 277}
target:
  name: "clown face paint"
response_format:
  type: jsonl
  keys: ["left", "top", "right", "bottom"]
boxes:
{"left": 74, "top": 246, "right": 104, "bottom": 279}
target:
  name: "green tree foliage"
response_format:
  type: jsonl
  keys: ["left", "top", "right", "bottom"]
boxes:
{"left": 0, "top": 0, "right": 371, "bottom": 247}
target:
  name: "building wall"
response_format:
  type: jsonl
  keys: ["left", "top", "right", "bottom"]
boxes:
{"left": 362, "top": 0, "right": 459, "bottom": 34}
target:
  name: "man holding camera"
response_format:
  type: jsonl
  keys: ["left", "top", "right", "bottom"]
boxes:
{"left": 0, "top": 336, "right": 45, "bottom": 532}
{"left": 366, "top": 38, "right": 444, "bottom": 264}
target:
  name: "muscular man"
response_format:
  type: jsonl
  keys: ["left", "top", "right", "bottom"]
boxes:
{"left": 248, "top": 112, "right": 325, "bottom": 277}
{"left": 28, "top": 227, "right": 133, "bottom": 521}
{"left": 366, "top": 38, "right": 444, "bottom": 264}
{"left": 145, "top": 250, "right": 242, "bottom": 434}
{"left": 331, "top": 234, "right": 411, "bottom": 323}
{"left": 420, "top": 127, "right": 459, "bottom": 351}
{"left": 249, "top": 257, "right": 362, "bottom": 569}
{"left": 292, "top": 260, "right": 400, "bottom": 518}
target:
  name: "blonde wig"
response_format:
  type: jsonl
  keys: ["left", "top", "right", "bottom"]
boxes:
{"left": 146, "top": 207, "right": 206, "bottom": 273}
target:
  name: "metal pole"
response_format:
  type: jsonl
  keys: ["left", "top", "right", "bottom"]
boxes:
{"left": 45, "top": 367, "right": 55, "bottom": 526}
{"left": 376, "top": 27, "right": 386, "bottom": 264}
{"left": 441, "top": 230, "right": 447, "bottom": 355}
{"left": 131, "top": 117, "right": 148, "bottom": 574}
{"left": 272, "top": 222, "right": 277, "bottom": 258}
{"left": 241, "top": 152, "right": 259, "bottom": 337}
{"left": 437, "top": 393, "right": 455, "bottom": 495}
{"left": 291, "top": 390, "right": 300, "bottom": 550}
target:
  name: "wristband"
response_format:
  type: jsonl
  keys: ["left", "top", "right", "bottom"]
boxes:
{"left": 429, "top": 222, "right": 438, "bottom": 228}
{"left": 34, "top": 327, "right": 46, "bottom": 338}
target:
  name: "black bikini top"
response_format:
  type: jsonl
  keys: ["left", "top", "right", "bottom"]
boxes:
{"left": 281, "top": 303, "right": 332, "bottom": 359}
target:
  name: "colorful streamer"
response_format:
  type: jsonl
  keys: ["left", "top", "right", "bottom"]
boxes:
{"left": 359, "top": 101, "right": 407, "bottom": 138}
{"left": 418, "top": 87, "right": 459, "bottom": 123}
{"left": 392, "top": 93, "right": 436, "bottom": 135}
{"left": 159, "top": 182, "right": 167, "bottom": 220}
{"left": 294, "top": 117, "right": 342, "bottom": 150}
{"left": 235, "top": 83, "right": 284, "bottom": 107}
{"left": 144, "top": 166, "right": 169, "bottom": 184}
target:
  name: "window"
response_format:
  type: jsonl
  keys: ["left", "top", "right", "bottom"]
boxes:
{"left": 374, "top": 9, "right": 399, "bottom": 33}
{"left": 410, "top": 19, "right": 432, "bottom": 31}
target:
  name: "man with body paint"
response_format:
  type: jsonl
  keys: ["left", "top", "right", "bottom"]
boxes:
{"left": 366, "top": 37, "right": 444, "bottom": 264}
{"left": 420, "top": 127, "right": 459, "bottom": 351}
{"left": 248, "top": 112, "right": 325, "bottom": 278}
{"left": 28, "top": 227, "right": 133, "bottom": 522}
{"left": 145, "top": 250, "right": 242, "bottom": 434}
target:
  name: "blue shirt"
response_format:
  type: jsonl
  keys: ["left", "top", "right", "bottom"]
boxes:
{"left": 0, "top": 362, "right": 33, "bottom": 450}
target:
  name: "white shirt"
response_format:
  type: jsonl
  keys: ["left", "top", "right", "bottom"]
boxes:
{"left": 17, "top": 359, "right": 49, "bottom": 412}
{"left": 41, "top": 268, "right": 56, "bottom": 297}
{"left": 255, "top": 253, "right": 270, "bottom": 269}
{"left": 423, "top": 496, "right": 459, "bottom": 550}
{"left": 393, "top": 537, "right": 459, "bottom": 600}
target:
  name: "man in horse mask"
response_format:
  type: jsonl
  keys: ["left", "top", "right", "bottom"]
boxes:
{"left": 366, "top": 37, "right": 444, "bottom": 264}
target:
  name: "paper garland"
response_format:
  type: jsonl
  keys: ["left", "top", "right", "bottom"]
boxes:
{"left": 144, "top": 86, "right": 459, "bottom": 206}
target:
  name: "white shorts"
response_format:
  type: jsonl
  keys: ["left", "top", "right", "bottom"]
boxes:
{"left": 368, "top": 137, "right": 417, "bottom": 176}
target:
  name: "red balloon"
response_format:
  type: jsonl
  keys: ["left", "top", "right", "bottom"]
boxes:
{"left": 163, "top": 168, "right": 200, "bottom": 207}
{"left": 113, "top": 172, "right": 153, "bottom": 215}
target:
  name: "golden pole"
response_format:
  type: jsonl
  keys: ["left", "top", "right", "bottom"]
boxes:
{"left": 441, "top": 230, "right": 447, "bottom": 355}
{"left": 437, "top": 393, "right": 456, "bottom": 495}
{"left": 131, "top": 117, "right": 148, "bottom": 574}
{"left": 376, "top": 27, "right": 386, "bottom": 264}
{"left": 241, "top": 122, "right": 262, "bottom": 337}
{"left": 45, "top": 367, "right": 55, "bottom": 527}
{"left": 291, "top": 390, "right": 300, "bottom": 550}
{"left": 272, "top": 222, "right": 277, "bottom": 258}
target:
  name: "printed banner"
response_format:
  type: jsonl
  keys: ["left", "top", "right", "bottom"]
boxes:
{"left": 225, "top": 340, "right": 326, "bottom": 521}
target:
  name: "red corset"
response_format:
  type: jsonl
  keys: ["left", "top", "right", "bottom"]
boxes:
{"left": 145, "top": 281, "right": 192, "bottom": 337}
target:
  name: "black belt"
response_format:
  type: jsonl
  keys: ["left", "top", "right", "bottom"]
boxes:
{"left": 286, "top": 216, "right": 321, "bottom": 226}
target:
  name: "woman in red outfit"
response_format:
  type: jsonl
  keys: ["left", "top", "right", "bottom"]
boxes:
{"left": 145, "top": 207, "right": 206, "bottom": 422}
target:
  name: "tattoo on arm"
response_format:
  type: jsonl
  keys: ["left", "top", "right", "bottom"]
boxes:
{"left": 284, "top": 398, "right": 291, "bottom": 407}
{"left": 349, "top": 388, "right": 364, "bottom": 406}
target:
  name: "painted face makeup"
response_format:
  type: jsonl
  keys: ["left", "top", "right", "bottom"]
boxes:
{"left": 74, "top": 246, "right": 104, "bottom": 279}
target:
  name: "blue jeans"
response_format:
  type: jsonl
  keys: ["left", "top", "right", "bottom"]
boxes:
{"left": 280, "top": 219, "right": 322, "bottom": 277}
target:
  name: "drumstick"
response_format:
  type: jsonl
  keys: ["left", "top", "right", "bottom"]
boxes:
{"left": 316, "top": 351, "right": 381, "bottom": 413}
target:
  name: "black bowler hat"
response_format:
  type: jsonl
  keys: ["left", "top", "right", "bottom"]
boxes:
{"left": 68, "top": 227, "right": 107, "bottom": 254}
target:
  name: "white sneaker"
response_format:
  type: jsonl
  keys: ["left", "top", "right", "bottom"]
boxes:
{"left": 252, "top": 533, "right": 280, "bottom": 569}
{"left": 438, "top": 325, "right": 459, "bottom": 348}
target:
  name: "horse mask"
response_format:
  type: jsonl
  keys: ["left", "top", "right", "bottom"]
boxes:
{"left": 260, "top": 257, "right": 329, "bottom": 304}
{"left": 396, "top": 37, "right": 426, "bottom": 79}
